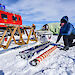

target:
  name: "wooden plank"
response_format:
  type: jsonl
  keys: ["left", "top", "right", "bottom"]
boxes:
{"left": 33, "top": 29, "right": 38, "bottom": 42}
{"left": 17, "top": 27, "right": 25, "bottom": 45}
{"left": 26, "top": 29, "right": 32, "bottom": 44}
{"left": 5, "top": 27, "right": 18, "bottom": 49}
{"left": 0, "top": 30, "right": 7, "bottom": 44}
{"left": 9, "top": 28, "right": 17, "bottom": 44}
{"left": 25, "top": 29, "right": 28, "bottom": 36}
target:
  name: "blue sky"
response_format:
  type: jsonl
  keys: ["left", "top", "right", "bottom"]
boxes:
{"left": 0, "top": 0, "right": 75, "bottom": 30}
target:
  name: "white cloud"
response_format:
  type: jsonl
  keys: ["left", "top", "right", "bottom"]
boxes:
{"left": 6, "top": 0, "right": 75, "bottom": 23}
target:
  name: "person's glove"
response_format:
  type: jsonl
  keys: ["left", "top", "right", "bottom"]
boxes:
{"left": 56, "top": 41, "right": 58, "bottom": 43}
{"left": 56, "top": 40, "right": 58, "bottom": 43}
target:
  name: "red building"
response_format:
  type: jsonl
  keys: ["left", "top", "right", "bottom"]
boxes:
{"left": 0, "top": 10, "right": 22, "bottom": 29}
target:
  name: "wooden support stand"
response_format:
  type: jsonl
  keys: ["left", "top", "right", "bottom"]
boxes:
{"left": 21, "top": 26, "right": 38, "bottom": 44}
{"left": 0, "top": 25, "right": 38, "bottom": 49}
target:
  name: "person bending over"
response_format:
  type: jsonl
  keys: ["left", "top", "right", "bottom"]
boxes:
{"left": 56, "top": 16, "right": 75, "bottom": 51}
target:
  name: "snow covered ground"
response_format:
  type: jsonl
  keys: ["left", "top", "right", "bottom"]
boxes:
{"left": 0, "top": 35, "right": 75, "bottom": 75}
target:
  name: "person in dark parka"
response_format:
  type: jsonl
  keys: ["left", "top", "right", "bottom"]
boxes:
{"left": 42, "top": 24, "right": 49, "bottom": 31}
{"left": 56, "top": 16, "right": 75, "bottom": 51}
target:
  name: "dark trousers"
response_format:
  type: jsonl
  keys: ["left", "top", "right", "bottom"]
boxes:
{"left": 63, "top": 35, "right": 75, "bottom": 47}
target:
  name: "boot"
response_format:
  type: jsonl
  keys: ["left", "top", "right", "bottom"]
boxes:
{"left": 69, "top": 44, "right": 73, "bottom": 47}
{"left": 60, "top": 46, "right": 69, "bottom": 51}
{"left": 69, "top": 42, "right": 75, "bottom": 47}
{"left": 72, "top": 42, "right": 75, "bottom": 46}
